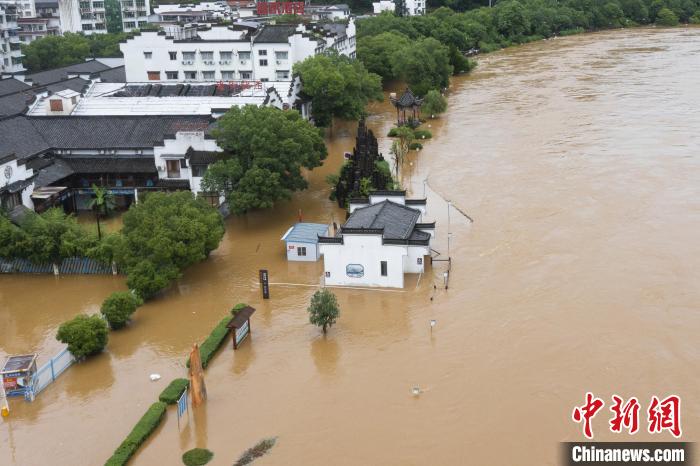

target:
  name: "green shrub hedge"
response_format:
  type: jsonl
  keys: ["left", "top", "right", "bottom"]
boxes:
{"left": 182, "top": 448, "right": 214, "bottom": 466}
{"left": 409, "top": 142, "right": 423, "bottom": 151}
{"left": 158, "top": 378, "right": 190, "bottom": 405}
{"left": 105, "top": 402, "right": 167, "bottom": 466}
{"left": 231, "top": 303, "right": 247, "bottom": 315}
{"left": 185, "top": 316, "right": 232, "bottom": 369}
{"left": 413, "top": 129, "right": 432, "bottom": 140}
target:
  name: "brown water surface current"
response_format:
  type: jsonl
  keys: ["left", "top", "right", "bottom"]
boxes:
{"left": 2, "top": 27, "right": 700, "bottom": 465}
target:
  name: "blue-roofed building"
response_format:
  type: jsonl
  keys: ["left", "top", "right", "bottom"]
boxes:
{"left": 281, "top": 223, "right": 330, "bottom": 262}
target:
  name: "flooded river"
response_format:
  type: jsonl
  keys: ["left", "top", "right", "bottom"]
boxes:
{"left": 2, "top": 27, "right": 700, "bottom": 465}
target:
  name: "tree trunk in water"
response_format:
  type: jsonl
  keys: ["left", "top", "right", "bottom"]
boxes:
{"left": 322, "top": 323, "right": 327, "bottom": 334}
{"left": 52, "top": 263, "right": 59, "bottom": 276}
{"left": 95, "top": 210, "right": 102, "bottom": 240}
{"left": 111, "top": 261, "right": 118, "bottom": 276}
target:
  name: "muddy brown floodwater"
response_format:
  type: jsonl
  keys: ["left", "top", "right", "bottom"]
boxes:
{"left": 2, "top": 27, "right": 700, "bottom": 466}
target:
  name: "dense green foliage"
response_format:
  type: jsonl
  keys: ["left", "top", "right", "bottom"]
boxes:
{"left": 233, "top": 438, "right": 277, "bottom": 466}
{"left": 21, "top": 32, "right": 128, "bottom": 72}
{"left": 357, "top": 1, "right": 700, "bottom": 89}
{"left": 159, "top": 378, "right": 190, "bottom": 404}
{"left": 186, "top": 316, "right": 232, "bottom": 369}
{"left": 422, "top": 90, "right": 448, "bottom": 117}
{"left": 182, "top": 448, "right": 214, "bottom": 466}
{"left": 308, "top": 289, "right": 340, "bottom": 334}
{"left": 293, "top": 52, "right": 383, "bottom": 127}
{"left": 120, "top": 192, "right": 224, "bottom": 299}
{"left": 0, "top": 209, "right": 97, "bottom": 265}
{"left": 56, "top": 314, "right": 109, "bottom": 360}
{"left": 101, "top": 291, "right": 142, "bottom": 330}
{"left": 105, "top": 402, "right": 167, "bottom": 466}
{"left": 202, "top": 106, "right": 327, "bottom": 214}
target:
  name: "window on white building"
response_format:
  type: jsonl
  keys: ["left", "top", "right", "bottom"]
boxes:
{"left": 275, "top": 51, "right": 288, "bottom": 60}
{"left": 202, "top": 71, "right": 215, "bottom": 80}
{"left": 200, "top": 51, "right": 213, "bottom": 61}
{"left": 184, "top": 71, "right": 197, "bottom": 80}
{"left": 143, "top": 51, "right": 152, "bottom": 59}
{"left": 346, "top": 264, "right": 364, "bottom": 278}
{"left": 240, "top": 71, "right": 252, "bottom": 79}
{"left": 259, "top": 59, "right": 268, "bottom": 66}
{"left": 147, "top": 71, "right": 160, "bottom": 80}
{"left": 380, "top": 261, "right": 387, "bottom": 276}
{"left": 166, "top": 160, "right": 181, "bottom": 178}
{"left": 258, "top": 49, "right": 267, "bottom": 56}
{"left": 297, "top": 247, "right": 307, "bottom": 257}
{"left": 182, "top": 51, "right": 195, "bottom": 61}
{"left": 276, "top": 70, "right": 289, "bottom": 80}
{"left": 219, "top": 51, "right": 232, "bottom": 61}
{"left": 165, "top": 71, "right": 178, "bottom": 79}
{"left": 239, "top": 51, "right": 251, "bottom": 60}
{"left": 221, "top": 70, "right": 235, "bottom": 80}
{"left": 169, "top": 51, "right": 177, "bottom": 60}
{"left": 82, "top": 23, "right": 93, "bottom": 31}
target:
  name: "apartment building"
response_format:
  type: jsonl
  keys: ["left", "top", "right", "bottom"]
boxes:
{"left": 119, "top": 18, "right": 356, "bottom": 83}
{"left": 0, "top": 1, "right": 25, "bottom": 73}
{"left": 57, "top": 0, "right": 149, "bottom": 34}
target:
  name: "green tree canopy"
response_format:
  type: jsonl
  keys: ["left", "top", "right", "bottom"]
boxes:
{"left": 21, "top": 32, "right": 127, "bottom": 72}
{"left": 101, "top": 291, "right": 142, "bottom": 329}
{"left": 357, "top": 31, "right": 412, "bottom": 82}
{"left": 390, "top": 37, "right": 453, "bottom": 96}
{"left": 308, "top": 288, "right": 340, "bottom": 334}
{"left": 293, "top": 52, "right": 383, "bottom": 127}
{"left": 56, "top": 314, "right": 109, "bottom": 360}
{"left": 422, "top": 89, "right": 448, "bottom": 117}
{"left": 656, "top": 6, "right": 680, "bottom": 25}
{"left": 119, "top": 192, "right": 225, "bottom": 299}
{"left": 202, "top": 105, "right": 328, "bottom": 214}
{"left": 18, "top": 208, "right": 96, "bottom": 266}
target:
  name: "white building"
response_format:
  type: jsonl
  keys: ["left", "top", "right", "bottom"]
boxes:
{"left": 319, "top": 191, "right": 434, "bottom": 288}
{"left": 0, "top": 153, "right": 34, "bottom": 213}
{"left": 281, "top": 222, "right": 330, "bottom": 262}
{"left": 305, "top": 3, "right": 350, "bottom": 21}
{"left": 372, "top": 0, "right": 425, "bottom": 16}
{"left": 152, "top": 1, "right": 230, "bottom": 23}
{"left": 57, "top": 0, "right": 149, "bottom": 34}
{"left": 0, "top": 1, "right": 25, "bottom": 73}
{"left": 119, "top": 18, "right": 356, "bottom": 83}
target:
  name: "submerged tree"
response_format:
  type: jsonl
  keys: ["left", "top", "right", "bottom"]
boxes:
{"left": 422, "top": 90, "right": 448, "bottom": 118}
{"left": 202, "top": 105, "right": 327, "bottom": 214}
{"left": 88, "top": 184, "right": 116, "bottom": 240}
{"left": 293, "top": 52, "right": 383, "bottom": 127}
{"left": 389, "top": 126, "right": 414, "bottom": 179}
{"left": 56, "top": 314, "right": 109, "bottom": 360}
{"left": 308, "top": 289, "right": 340, "bottom": 334}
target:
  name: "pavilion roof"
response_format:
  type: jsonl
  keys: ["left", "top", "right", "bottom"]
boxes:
{"left": 391, "top": 88, "right": 423, "bottom": 108}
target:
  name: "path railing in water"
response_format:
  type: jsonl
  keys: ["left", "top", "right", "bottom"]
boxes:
{"left": 27, "top": 347, "right": 75, "bottom": 401}
{"left": 0, "top": 257, "right": 122, "bottom": 275}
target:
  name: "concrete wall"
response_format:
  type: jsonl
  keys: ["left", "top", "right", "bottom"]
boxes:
{"left": 403, "top": 244, "right": 428, "bottom": 274}
{"left": 320, "top": 234, "right": 407, "bottom": 288}
{"left": 154, "top": 131, "right": 221, "bottom": 192}
{"left": 285, "top": 241, "right": 319, "bottom": 262}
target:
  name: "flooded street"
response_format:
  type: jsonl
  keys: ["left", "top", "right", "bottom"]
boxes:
{"left": 3, "top": 27, "right": 700, "bottom": 465}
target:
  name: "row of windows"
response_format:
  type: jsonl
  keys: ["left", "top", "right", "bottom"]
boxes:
{"left": 149, "top": 70, "right": 290, "bottom": 80}
{"left": 144, "top": 50, "right": 289, "bottom": 61}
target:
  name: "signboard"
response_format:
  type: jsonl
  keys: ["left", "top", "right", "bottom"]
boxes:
{"left": 235, "top": 320, "right": 250, "bottom": 347}
{"left": 256, "top": 1, "right": 305, "bottom": 15}
{"left": 259, "top": 269, "right": 270, "bottom": 299}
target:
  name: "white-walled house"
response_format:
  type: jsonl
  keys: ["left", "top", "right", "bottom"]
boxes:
{"left": 319, "top": 191, "right": 435, "bottom": 288}
{"left": 119, "top": 19, "right": 356, "bottom": 83}
{"left": 372, "top": 0, "right": 425, "bottom": 15}
{"left": 0, "top": 153, "right": 34, "bottom": 212}
{"left": 281, "top": 222, "right": 330, "bottom": 262}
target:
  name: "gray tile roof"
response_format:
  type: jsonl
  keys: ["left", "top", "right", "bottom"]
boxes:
{"left": 97, "top": 66, "right": 126, "bottom": 83}
{"left": 254, "top": 24, "right": 296, "bottom": 43}
{"left": 0, "top": 78, "right": 31, "bottom": 97}
{"left": 33, "top": 158, "right": 74, "bottom": 187}
{"left": 46, "top": 77, "right": 90, "bottom": 94}
{"left": 24, "top": 60, "right": 112, "bottom": 86}
{"left": 0, "top": 92, "right": 36, "bottom": 117}
{"left": 0, "top": 114, "right": 213, "bottom": 159}
{"left": 63, "top": 156, "right": 157, "bottom": 174}
{"left": 343, "top": 200, "right": 421, "bottom": 240}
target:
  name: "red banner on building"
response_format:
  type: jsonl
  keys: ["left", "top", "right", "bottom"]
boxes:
{"left": 256, "top": 1, "right": 305, "bottom": 15}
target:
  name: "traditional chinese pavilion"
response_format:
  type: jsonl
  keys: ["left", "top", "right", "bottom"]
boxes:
{"left": 390, "top": 88, "right": 423, "bottom": 126}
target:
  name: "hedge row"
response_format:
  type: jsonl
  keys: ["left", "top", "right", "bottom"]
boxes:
{"left": 158, "top": 378, "right": 190, "bottom": 405}
{"left": 186, "top": 316, "right": 232, "bottom": 369}
{"left": 104, "top": 401, "right": 167, "bottom": 466}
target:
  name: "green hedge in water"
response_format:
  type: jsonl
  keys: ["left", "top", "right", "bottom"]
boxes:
{"left": 104, "top": 402, "right": 167, "bottom": 466}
